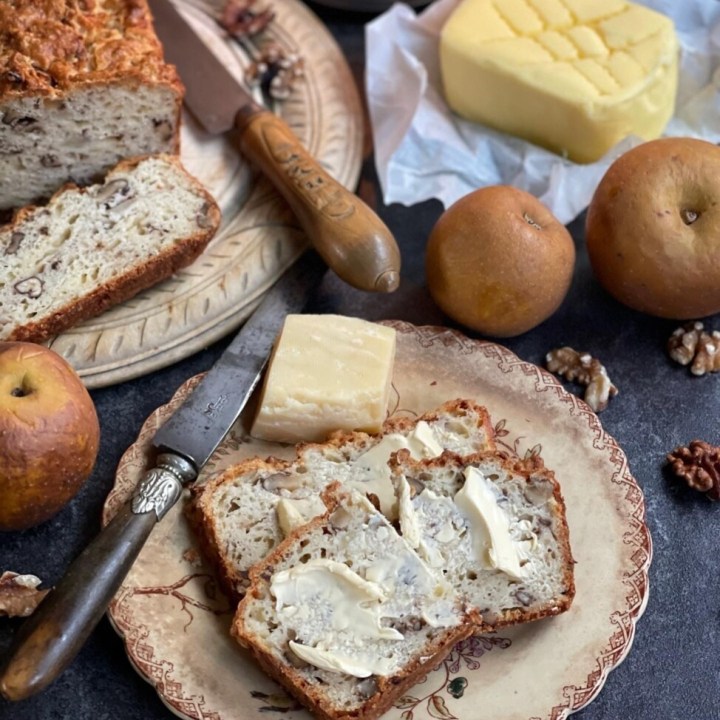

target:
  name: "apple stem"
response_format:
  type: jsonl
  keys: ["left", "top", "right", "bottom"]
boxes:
{"left": 682, "top": 208, "right": 699, "bottom": 225}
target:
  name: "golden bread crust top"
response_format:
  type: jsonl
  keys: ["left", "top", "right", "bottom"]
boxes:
{"left": 0, "top": 0, "right": 180, "bottom": 96}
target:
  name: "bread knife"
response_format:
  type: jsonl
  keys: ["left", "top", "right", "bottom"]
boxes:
{"left": 149, "top": 0, "right": 400, "bottom": 293}
{"left": 0, "top": 251, "right": 326, "bottom": 702}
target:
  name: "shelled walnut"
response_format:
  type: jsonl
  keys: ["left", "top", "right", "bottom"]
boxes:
{"left": 246, "top": 42, "right": 305, "bottom": 101}
{"left": 667, "top": 440, "right": 720, "bottom": 501}
{"left": 221, "top": 0, "right": 275, "bottom": 38}
{"left": 668, "top": 322, "right": 720, "bottom": 376}
{"left": 0, "top": 571, "right": 49, "bottom": 617}
{"left": 545, "top": 347, "right": 618, "bottom": 412}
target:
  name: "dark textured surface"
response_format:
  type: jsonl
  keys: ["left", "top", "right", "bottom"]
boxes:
{"left": 1, "top": 4, "right": 720, "bottom": 720}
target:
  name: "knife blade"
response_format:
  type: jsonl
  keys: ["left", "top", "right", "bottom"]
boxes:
{"left": 149, "top": 0, "right": 401, "bottom": 293}
{"left": 0, "top": 251, "right": 326, "bottom": 702}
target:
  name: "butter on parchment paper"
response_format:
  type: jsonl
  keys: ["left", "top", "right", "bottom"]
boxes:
{"left": 439, "top": 0, "right": 678, "bottom": 163}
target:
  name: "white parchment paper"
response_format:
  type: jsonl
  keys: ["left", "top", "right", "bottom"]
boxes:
{"left": 366, "top": 0, "right": 720, "bottom": 223}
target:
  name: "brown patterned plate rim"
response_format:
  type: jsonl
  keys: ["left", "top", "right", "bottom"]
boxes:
{"left": 104, "top": 320, "right": 652, "bottom": 720}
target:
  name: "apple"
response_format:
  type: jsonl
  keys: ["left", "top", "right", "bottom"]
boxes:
{"left": 425, "top": 185, "right": 575, "bottom": 337}
{"left": 586, "top": 137, "right": 720, "bottom": 319}
{"left": 0, "top": 342, "right": 100, "bottom": 531}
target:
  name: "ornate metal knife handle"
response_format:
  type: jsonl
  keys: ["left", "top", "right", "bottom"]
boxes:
{"left": 131, "top": 453, "right": 197, "bottom": 520}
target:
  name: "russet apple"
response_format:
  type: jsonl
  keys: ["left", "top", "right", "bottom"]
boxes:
{"left": 426, "top": 185, "right": 575, "bottom": 337}
{"left": 0, "top": 342, "right": 100, "bottom": 531}
{"left": 586, "top": 137, "right": 720, "bottom": 319}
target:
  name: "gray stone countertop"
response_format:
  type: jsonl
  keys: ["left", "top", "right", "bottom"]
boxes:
{"left": 1, "top": 4, "right": 719, "bottom": 720}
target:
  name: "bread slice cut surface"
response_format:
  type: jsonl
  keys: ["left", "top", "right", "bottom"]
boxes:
{"left": 0, "top": 154, "right": 220, "bottom": 342}
{"left": 393, "top": 450, "right": 575, "bottom": 630}
{"left": 233, "top": 486, "right": 476, "bottom": 720}
{"left": 188, "top": 399, "right": 495, "bottom": 601}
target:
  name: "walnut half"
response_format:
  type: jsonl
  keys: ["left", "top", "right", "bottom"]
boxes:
{"left": 667, "top": 440, "right": 720, "bottom": 501}
{"left": 668, "top": 322, "right": 720, "bottom": 376}
{"left": 0, "top": 571, "right": 49, "bottom": 617}
{"left": 545, "top": 347, "right": 618, "bottom": 413}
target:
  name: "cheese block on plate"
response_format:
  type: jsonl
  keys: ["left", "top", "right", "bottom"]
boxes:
{"left": 440, "top": 0, "right": 678, "bottom": 163}
{"left": 251, "top": 314, "right": 397, "bottom": 444}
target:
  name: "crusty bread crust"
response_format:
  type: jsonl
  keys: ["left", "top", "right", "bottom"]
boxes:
{"left": 186, "top": 456, "right": 288, "bottom": 602}
{"left": 0, "top": 0, "right": 182, "bottom": 99}
{"left": 233, "top": 485, "right": 478, "bottom": 720}
{"left": 0, "top": 1, "right": 184, "bottom": 211}
{"left": 240, "top": 621, "right": 472, "bottom": 720}
{"left": 0, "top": 154, "right": 220, "bottom": 343}
{"left": 187, "top": 399, "right": 496, "bottom": 604}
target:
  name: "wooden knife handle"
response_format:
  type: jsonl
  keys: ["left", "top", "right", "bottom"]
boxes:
{"left": 235, "top": 106, "right": 401, "bottom": 293}
{"left": 0, "top": 454, "right": 195, "bottom": 701}
{"left": 0, "top": 504, "right": 156, "bottom": 701}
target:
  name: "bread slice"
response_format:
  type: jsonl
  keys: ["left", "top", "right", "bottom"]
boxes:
{"left": 0, "top": 0, "right": 183, "bottom": 211}
{"left": 0, "top": 154, "right": 220, "bottom": 343}
{"left": 233, "top": 485, "right": 477, "bottom": 720}
{"left": 188, "top": 399, "right": 495, "bottom": 602}
{"left": 392, "top": 450, "right": 575, "bottom": 630}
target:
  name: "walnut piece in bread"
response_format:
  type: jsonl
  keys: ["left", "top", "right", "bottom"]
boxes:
{"left": 0, "top": 0, "right": 183, "bottom": 211}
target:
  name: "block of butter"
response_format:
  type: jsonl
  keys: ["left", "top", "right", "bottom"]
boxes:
{"left": 439, "top": 0, "right": 678, "bottom": 163}
{"left": 251, "top": 314, "right": 396, "bottom": 444}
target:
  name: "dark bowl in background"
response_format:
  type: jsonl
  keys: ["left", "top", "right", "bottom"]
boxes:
{"left": 309, "top": 0, "right": 428, "bottom": 12}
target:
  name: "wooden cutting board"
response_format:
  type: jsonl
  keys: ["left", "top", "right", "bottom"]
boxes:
{"left": 47, "top": 0, "right": 363, "bottom": 388}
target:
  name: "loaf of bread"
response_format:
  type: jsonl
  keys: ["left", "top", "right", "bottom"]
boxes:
{"left": 0, "top": 0, "right": 183, "bottom": 211}
{"left": 188, "top": 399, "right": 495, "bottom": 602}
{"left": 392, "top": 450, "right": 575, "bottom": 630}
{"left": 233, "top": 485, "right": 477, "bottom": 720}
{"left": 0, "top": 154, "right": 220, "bottom": 343}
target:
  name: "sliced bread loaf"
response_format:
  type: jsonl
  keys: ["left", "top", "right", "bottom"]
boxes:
{"left": 392, "top": 450, "right": 575, "bottom": 630}
{"left": 0, "top": 0, "right": 182, "bottom": 211}
{"left": 188, "top": 399, "right": 495, "bottom": 602}
{"left": 0, "top": 153, "right": 220, "bottom": 343}
{"left": 233, "top": 485, "right": 477, "bottom": 720}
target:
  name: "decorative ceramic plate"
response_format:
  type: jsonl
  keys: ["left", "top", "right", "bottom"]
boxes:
{"left": 47, "top": 0, "right": 363, "bottom": 389}
{"left": 104, "top": 321, "right": 652, "bottom": 720}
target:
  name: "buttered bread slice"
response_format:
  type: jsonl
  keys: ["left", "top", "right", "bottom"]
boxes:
{"left": 440, "top": 0, "right": 678, "bottom": 163}
{"left": 392, "top": 450, "right": 575, "bottom": 629}
{"left": 233, "top": 486, "right": 477, "bottom": 720}
{"left": 188, "top": 399, "right": 495, "bottom": 602}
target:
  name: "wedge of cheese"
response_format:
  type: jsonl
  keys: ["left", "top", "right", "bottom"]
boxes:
{"left": 251, "top": 314, "right": 396, "bottom": 443}
{"left": 439, "top": 0, "right": 678, "bottom": 163}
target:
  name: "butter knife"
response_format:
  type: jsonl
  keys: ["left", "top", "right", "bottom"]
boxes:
{"left": 150, "top": 0, "right": 401, "bottom": 293}
{"left": 0, "top": 251, "right": 326, "bottom": 702}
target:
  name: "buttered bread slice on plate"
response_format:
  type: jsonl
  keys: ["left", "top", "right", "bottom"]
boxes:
{"left": 188, "top": 399, "right": 495, "bottom": 602}
{"left": 392, "top": 450, "right": 575, "bottom": 629}
{"left": 233, "top": 486, "right": 477, "bottom": 720}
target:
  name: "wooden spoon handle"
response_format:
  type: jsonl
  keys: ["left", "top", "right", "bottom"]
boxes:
{"left": 236, "top": 106, "right": 401, "bottom": 293}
